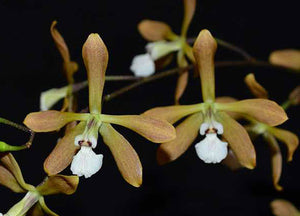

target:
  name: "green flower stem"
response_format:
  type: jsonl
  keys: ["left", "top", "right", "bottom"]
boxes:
{"left": 0, "top": 117, "right": 35, "bottom": 148}
{"left": 281, "top": 100, "right": 292, "bottom": 110}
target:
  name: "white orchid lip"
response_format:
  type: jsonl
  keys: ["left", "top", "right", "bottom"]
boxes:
{"left": 130, "top": 53, "right": 155, "bottom": 77}
{"left": 195, "top": 133, "right": 228, "bottom": 164}
{"left": 40, "top": 86, "right": 69, "bottom": 111}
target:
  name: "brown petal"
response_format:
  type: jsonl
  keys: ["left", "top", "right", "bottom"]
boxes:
{"left": 0, "top": 161, "right": 25, "bottom": 193}
{"left": 101, "top": 114, "right": 176, "bottom": 143}
{"left": 0, "top": 153, "right": 33, "bottom": 191}
{"left": 181, "top": 0, "right": 196, "bottom": 37}
{"left": 82, "top": 33, "right": 108, "bottom": 114}
{"left": 27, "top": 203, "right": 44, "bottom": 216}
{"left": 244, "top": 73, "right": 268, "bottom": 99}
{"left": 36, "top": 175, "right": 79, "bottom": 196}
{"left": 221, "top": 149, "right": 243, "bottom": 171}
{"left": 289, "top": 85, "right": 300, "bottom": 105}
{"left": 100, "top": 123, "right": 142, "bottom": 187}
{"left": 193, "top": 29, "right": 217, "bottom": 102}
{"left": 24, "top": 111, "right": 89, "bottom": 132}
{"left": 38, "top": 197, "right": 59, "bottom": 216}
{"left": 138, "top": 20, "right": 175, "bottom": 41}
{"left": 44, "top": 122, "right": 86, "bottom": 175}
{"left": 271, "top": 199, "right": 300, "bottom": 216}
{"left": 263, "top": 133, "right": 283, "bottom": 191}
{"left": 175, "top": 51, "right": 189, "bottom": 104}
{"left": 155, "top": 53, "right": 174, "bottom": 70}
{"left": 157, "top": 112, "right": 203, "bottom": 165}
{"left": 216, "top": 99, "right": 288, "bottom": 126}
{"left": 216, "top": 112, "right": 256, "bottom": 169}
{"left": 269, "top": 49, "right": 300, "bottom": 71}
{"left": 268, "top": 127, "right": 299, "bottom": 161}
{"left": 143, "top": 103, "right": 203, "bottom": 124}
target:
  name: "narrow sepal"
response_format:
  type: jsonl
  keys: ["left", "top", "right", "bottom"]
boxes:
{"left": 24, "top": 111, "right": 89, "bottom": 132}
{"left": 138, "top": 20, "right": 175, "bottom": 41}
{"left": 100, "top": 123, "right": 142, "bottom": 187}
{"left": 271, "top": 199, "right": 300, "bottom": 216}
{"left": 181, "top": 0, "right": 196, "bottom": 37}
{"left": 101, "top": 114, "right": 176, "bottom": 143}
{"left": 38, "top": 197, "right": 58, "bottom": 216}
{"left": 269, "top": 49, "right": 300, "bottom": 71}
{"left": 82, "top": 33, "right": 108, "bottom": 114}
{"left": 216, "top": 112, "right": 256, "bottom": 169}
{"left": 44, "top": 122, "right": 86, "bottom": 175}
{"left": 193, "top": 29, "right": 217, "bottom": 102}
{"left": 244, "top": 73, "right": 268, "bottom": 98}
{"left": 157, "top": 112, "right": 203, "bottom": 165}
{"left": 216, "top": 99, "right": 288, "bottom": 126}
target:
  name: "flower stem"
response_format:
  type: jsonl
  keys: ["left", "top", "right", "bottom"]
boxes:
{"left": 281, "top": 100, "right": 292, "bottom": 110}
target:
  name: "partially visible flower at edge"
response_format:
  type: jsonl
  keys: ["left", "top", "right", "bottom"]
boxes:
{"left": 143, "top": 29, "right": 288, "bottom": 169}
{"left": 130, "top": 0, "right": 196, "bottom": 104}
{"left": 23, "top": 34, "right": 176, "bottom": 187}
{"left": 0, "top": 153, "right": 78, "bottom": 216}
{"left": 271, "top": 199, "right": 300, "bottom": 216}
{"left": 269, "top": 49, "right": 300, "bottom": 72}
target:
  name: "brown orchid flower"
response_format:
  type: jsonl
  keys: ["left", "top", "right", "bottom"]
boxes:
{"left": 269, "top": 49, "right": 300, "bottom": 71}
{"left": 0, "top": 153, "right": 78, "bottom": 216}
{"left": 144, "top": 29, "right": 287, "bottom": 169}
{"left": 40, "top": 21, "right": 79, "bottom": 112}
{"left": 271, "top": 199, "right": 300, "bottom": 216}
{"left": 23, "top": 34, "right": 176, "bottom": 187}
{"left": 130, "top": 0, "right": 196, "bottom": 103}
{"left": 241, "top": 73, "right": 299, "bottom": 190}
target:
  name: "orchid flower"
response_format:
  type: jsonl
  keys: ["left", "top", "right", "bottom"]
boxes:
{"left": 24, "top": 34, "right": 176, "bottom": 187}
{"left": 144, "top": 29, "right": 288, "bottom": 169}
{"left": 40, "top": 21, "right": 79, "bottom": 111}
{"left": 240, "top": 73, "right": 299, "bottom": 190}
{"left": 130, "top": 0, "right": 196, "bottom": 103}
{"left": 271, "top": 199, "right": 300, "bottom": 216}
{"left": 0, "top": 153, "right": 78, "bottom": 216}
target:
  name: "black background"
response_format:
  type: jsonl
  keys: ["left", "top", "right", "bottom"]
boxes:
{"left": 0, "top": 0, "right": 299, "bottom": 215}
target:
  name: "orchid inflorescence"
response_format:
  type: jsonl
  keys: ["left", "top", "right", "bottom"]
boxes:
{"left": 0, "top": 0, "right": 299, "bottom": 215}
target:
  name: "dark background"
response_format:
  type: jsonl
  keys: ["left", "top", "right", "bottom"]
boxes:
{"left": 0, "top": 0, "right": 299, "bottom": 215}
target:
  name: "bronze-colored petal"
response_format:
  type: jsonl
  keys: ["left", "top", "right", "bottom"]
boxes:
{"left": 175, "top": 51, "right": 189, "bottom": 104}
{"left": 267, "top": 127, "right": 299, "bottom": 161}
{"left": 82, "top": 33, "right": 109, "bottom": 114}
{"left": 143, "top": 103, "right": 203, "bottom": 124}
{"left": 271, "top": 199, "right": 300, "bottom": 216}
{"left": 138, "top": 20, "right": 176, "bottom": 41}
{"left": 101, "top": 114, "right": 176, "bottom": 143}
{"left": 269, "top": 49, "right": 300, "bottom": 71}
{"left": 0, "top": 153, "right": 33, "bottom": 191}
{"left": 44, "top": 122, "right": 86, "bottom": 175}
{"left": 36, "top": 175, "right": 79, "bottom": 196}
{"left": 289, "top": 85, "right": 300, "bottom": 105}
{"left": 181, "top": 0, "right": 196, "bottom": 37}
{"left": 0, "top": 161, "right": 25, "bottom": 193}
{"left": 216, "top": 99, "right": 288, "bottom": 126}
{"left": 244, "top": 73, "right": 268, "bottom": 99}
{"left": 216, "top": 112, "right": 256, "bottom": 169}
{"left": 221, "top": 149, "right": 243, "bottom": 171}
{"left": 157, "top": 112, "right": 203, "bottom": 165}
{"left": 155, "top": 53, "right": 174, "bottom": 70}
{"left": 193, "top": 29, "right": 217, "bottom": 102}
{"left": 215, "top": 96, "right": 240, "bottom": 119}
{"left": 263, "top": 132, "right": 283, "bottom": 191}
{"left": 24, "top": 111, "right": 89, "bottom": 132}
{"left": 100, "top": 123, "right": 142, "bottom": 187}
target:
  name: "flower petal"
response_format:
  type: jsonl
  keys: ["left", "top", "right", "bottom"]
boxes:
{"left": 215, "top": 96, "right": 240, "bottom": 119}
{"left": 175, "top": 51, "right": 189, "bottom": 104}
{"left": 157, "top": 112, "right": 203, "bottom": 165}
{"left": 0, "top": 153, "right": 33, "bottom": 191}
{"left": 24, "top": 111, "right": 89, "bottom": 132}
{"left": 271, "top": 199, "right": 300, "bottom": 216}
{"left": 263, "top": 133, "right": 283, "bottom": 191}
{"left": 216, "top": 112, "right": 256, "bottom": 169}
{"left": 40, "top": 86, "right": 69, "bottom": 111}
{"left": 289, "top": 85, "right": 300, "bottom": 106}
{"left": 193, "top": 29, "right": 217, "bottom": 102}
{"left": 44, "top": 122, "right": 86, "bottom": 175}
{"left": 269, "top": 49, "right": 300, "bottom": 71}
{"left": 36, "top": 175, "right": 79, "bottom": 196}
{"left": 181, "top": 0, "right": 196, "bottom": 37}
{"left": 143, "top": 103, "right": 203, "bottom": 124}
{"left": 216, "top": 99, "right": 288, "bottom": 126}
{"left": 138, "top": 20, "right": 175, "bottom": 41}
{"left": 244, "top": 73, "right": 268, "bottom": 99}
{"left": 38, "top": 197, "right": 58, "bottom": 216}
{"left": 100, "top": 123, "right": 142, "bottom": 187}
{"left": 27, "top": 203, "right": 44, "bottom": 216}
{"left": 82, "top": 33, "right": 108, "bottom": 114}
{"left": 0, "top": 160, "right": 25, "bottom": 193}
{"left": 101, "top": 114, "right": 176, "bottom": 143}
{"left": 222, "top": 149, "right": 242, "bottom": 170}
{"left": 267, "top": 127, "right": 299, "bottom": 161}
